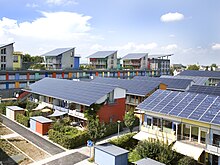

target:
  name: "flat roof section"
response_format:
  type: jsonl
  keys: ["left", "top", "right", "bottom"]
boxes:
{"left": 95, "top": 143, "right": 129, "bottom": 156}
{"left": 30, "top": 116, "right": 53, "bottom": 123}
{"left": 7, "top": 106, "right": 24, "bottom": 111}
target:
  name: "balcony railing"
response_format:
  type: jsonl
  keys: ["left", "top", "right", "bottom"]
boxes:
{"left": 206, "top": 144, "right": 220, "bottom": 154}
{"left": 69, "top": 110, "right": 86, "bottom": 119}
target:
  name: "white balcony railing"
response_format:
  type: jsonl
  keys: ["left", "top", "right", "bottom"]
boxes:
{"left": 69, "top": 110, "right": 85, "bottom": 119}
{"left": 206, "top": 144, "right": 220, "bottom": 154}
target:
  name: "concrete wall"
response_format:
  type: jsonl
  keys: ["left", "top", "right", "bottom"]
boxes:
{"left": 61, "top": 48, "right": 74, "bottom": 69}
{"left": 140, "top": 54, "right": 148, "bottom": 69}
{"left": 107, "top": 52, "right": 117, "bottom": 69}
{"left": 0, "top": 43, "right": 13, "bottom": 70}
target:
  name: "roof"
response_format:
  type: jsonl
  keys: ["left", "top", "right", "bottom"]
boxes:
{"left": 7, "top": 106, "right": 24, "bottom": 111}
{"left": 95, "top": 143, "right": 129, "bottom": 156}
{"left": 122, "top": 53, "right": 148, "bottom": 60}
{"left": 87, "top": 51, "right": 117, "bottom": 58}
{"left": 137, "top": 89, "right": 220, "bottom": 126}
{"left": 148, "top": 54, "right": 173, "bottom": 59}
{"left": 133, "top": 76, "right": 192, "bottom": 91}
{"left": 217, "top": 82, "right": 220, "bottom": 86}
{"left": 30, "top": 116, "right": 53, "bottom": 123}
{"left": 160, "top": 75, "right": 209, "bottom": 85}
{"left": 24, "top": 78, "right": 120, "bottom": 106}
{"left": 91, "top": 77, "right": 161, "bottom": 97}
{"left": 187, "top": 85, "right": 220, "bottom": 96}
{"left": 178, "top": 70, "right": 220, "bottom": 79}
{"left": 134, "top": 158, "right": 165, "bottom": 165}
{"left": 0, "top": 43, "right": 14, "bottom": 48}
{"left": 42, "top": 48, "right": 74, "bottom": 57}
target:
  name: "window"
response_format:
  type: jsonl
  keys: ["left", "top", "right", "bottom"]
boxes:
{"left": 13, "top": 55, "right": 18, "bottom": 62}
{"left": 1, "top": 64, "right": 6, "bottom": 70}
{"left": 1, "top": 48, "right": 6, "bottom": 54}
{"left": 1, "top": 56, "right": 6, "bottom": 62}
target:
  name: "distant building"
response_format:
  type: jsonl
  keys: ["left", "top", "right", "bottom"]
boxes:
{"left": 148, "top": 54, "right": 173, "bottom": 75}
{"left": 13, "top": 51, "right": 23, "bottom": 70}
{"left": 0, "top": 43, "right": 14, "bottom": 70}
{"left": 42, "top": 47, "right": 75, "bottom": 70}
{"left": 87, "top": 51, "right": 118, "bottom": 69}
{"left": 122, "top": 53, "right": 148, "bottom": 70}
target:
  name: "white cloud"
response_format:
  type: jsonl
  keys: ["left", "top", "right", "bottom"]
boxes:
{"left": 160, "top": 12, "right": 184, "bottom": 22}
{"left": 26, "top": 3, "right": 39, "bottom": 8}
{"left": 162, "top": 44, "right": 178, "bottom": 50}
{"left": 212, "top": 43, "right": 220, "bottom": 50}
{"left": 46, "top": 0, "right": 78, "bottom": 5}
{"left": 169, "top": 34, "right": 175, "bottom": 38}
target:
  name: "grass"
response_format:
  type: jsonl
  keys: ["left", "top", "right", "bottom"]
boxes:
{"left": 0, "top": 124, "right": 13, "bottom": 135}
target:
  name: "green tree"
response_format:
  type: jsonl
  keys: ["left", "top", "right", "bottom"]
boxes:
{"left": 23, "top": 54, "right": 32, "bottom": 62}
{"left": 87, "top": 116, "right": 106, "bottom": 144}
{"left": 187, "top": 64, "right": 199, "bottom": 70}
{"left": 124, "top": 110, "right": 136, "bottom": 132}
{"left": 211, "top": 63, "right": 217, "bottom": 68}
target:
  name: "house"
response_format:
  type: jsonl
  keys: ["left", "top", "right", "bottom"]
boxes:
{"left": 122, "top": 53, "right": 148, "bottom": 70}
{"left": 42, "top": 47, "right": 75, "bottom": 70}
{"left": 133, "top": 76, "right": 193, "bottom": 91}
{"left": 178, "top": 70, "right": 220, "bottom": 86}
{"left": 87, "top": 51, "right": 118, "bottom": 69}
{"left": 13, "top": 51, "right": 23, "bottom": 70}
{"left": 91, "top": 77, "right": 167, "bottom": 111}
{"left": 23, "top": 77, "right": 126, "bottom": 125}
{"left": 135, "top": 89, "right": 220, "bottom": 165}
{"left": 148, "top": 54, "right": 173, "bottom": 76}
{"left": 0, "top": 43, "right": 14, "bottom": 70}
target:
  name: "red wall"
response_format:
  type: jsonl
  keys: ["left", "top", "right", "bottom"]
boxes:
{"left": 36, "top": 122, "right": 51, "bottom": 135}
{"left": 97, "top": 98, "right": 126, "bottom": 123}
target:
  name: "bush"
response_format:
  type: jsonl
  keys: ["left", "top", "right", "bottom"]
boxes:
{"left": 109, "top": 132, "right": 138, "bottom": 150}
{"left": 178, "top": 156, "right": 197, "bottom": 165}
{"left": 26, "top": 101, "right": 37, "bottom": 111}
{"left": 104, "top": 122, "right": 123, "bottom": 137}
{"left": 16, "top": 113, "right": 29, "bottom": 127}
{"left": 0, "top": 101, "right": 19, "bottom": 115}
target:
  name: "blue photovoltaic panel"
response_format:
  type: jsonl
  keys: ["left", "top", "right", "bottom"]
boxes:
{"left": 133, "top": 76, "right": 192, "bottom": 91}
{"left": 92, "top": 77, "right": 161, "bottom": 96}
{"left": 187, "top": 85, "right": 220, "bottom": 96}
{"left": 25, "top": 78, "right": 117, "bottom": 106}
{"left": 178, "top": 70, "right": 220, "bottom": 78}
{"left": 211, "top": 112, "right": 220, "bottom": 125}
{"left": 42, "top": 48, "right": 74, "bottom": 56}
{"left": 87, "top": 51, "right": 116, "bottom": 58}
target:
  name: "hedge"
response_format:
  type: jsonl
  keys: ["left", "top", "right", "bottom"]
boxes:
{"left": 104, "top": 122, "right": 124, "bottom": 137}
{"left": 48, "top": 129, "right": 89, "bottom": 149}
{"left": 16, "top": 113, "right": 29, "bottom": 127}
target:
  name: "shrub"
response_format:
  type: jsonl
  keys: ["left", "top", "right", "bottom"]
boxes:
{"left": 109, "top": 132, "right": 138, "bottom": 150}
{"left": 16, "top": 113, "right": 29, "bottom": 127}
{"left": 104, "top": 122, "right": 123, "bottom": 137}
{"left": 0, "top": 101, "right": 19, "bottom": 115}
{"left": 178, "top": 156, "right": 197, "bottom": 165}
{"left": 26, "top": 101, "right": 37, "bottom": 111}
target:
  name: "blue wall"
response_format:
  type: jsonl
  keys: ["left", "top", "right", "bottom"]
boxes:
{"left": 74, "top": 57, "right": 80, "bottom": 69}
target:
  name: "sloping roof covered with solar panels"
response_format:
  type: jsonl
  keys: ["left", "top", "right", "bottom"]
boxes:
{"left": 187, "top": 85, "right": 220, "bottom": 96}
{"left": 133, "top": 76, "right": 193, "bottom": 91}
{"left": 137, "top": 89, "right": 220, "bottom": 126}
{"left": 42, "top": 48, "right": 74, "bottom": 57}
{"left": 23, "top": 78, "right": 121, "bottom": 106}
{"left": 87, "top": 51, "right": 117, "bottom": 58}
{"left": 178, "top": 70, "right": 220, "bottom": 79}
{"left": 122, "top": 53, "right": 148, "bottom": 60}
{"left": 91, "top": 77, "right": 162, "bottom": 97}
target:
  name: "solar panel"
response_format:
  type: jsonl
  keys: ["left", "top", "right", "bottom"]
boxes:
{"left": 187, "top": 85, "right": 220, "bottom": 96}
{"left": 179, "top": 70, "right": 220, "bottom": 78}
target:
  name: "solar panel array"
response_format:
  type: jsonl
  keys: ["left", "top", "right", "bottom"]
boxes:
{"left": 27, "top": 77, "right": 118, "bottom": 106}
{"left": 137, "top": 89, "right": 220, "bottom": 125}
{"left": 187, "top": 85, "right": 220, "bottom": 96}
{"left": 217, "top": 82, "right": 220, "bottom": 86}
{"left": 133, "top": 76, "right": 192, "bottom": 91}
{"left": 91, "top": 77, "right": 161, "bottom": 96}
{"left": 178, "top": 70, "right": 220, "bottom": 78}
{"left": 160, "top": 75, "right": 208, "bottom": 85}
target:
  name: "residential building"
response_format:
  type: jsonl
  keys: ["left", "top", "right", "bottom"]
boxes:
{"left": 91, "top": 77, "right": 167, "bottom": 111}
{"left": 148, "top": 54, "right": 173, "bottom": 76}
{"left": 42, "top": 47, "right": 75, "bottom": 70}
{"left": 74, "top": 55, "right": 80, "bottom": 69}
{"left": 23, "top": 78, "right": 126, "bottom": 125}
{"left": 133, "top": 76, "right": 193, "bottom": 91}
{"left": 178, "top": 70, "right": 220, "bottom": 86}
{"left": 0, "top": 43, "right": 14, "bottom": 70}
{"left": 13, "top": 51, "right": 23, "bottom": 70}
{"left": 122, "top": 53, "right": 148, "bottom": 70}
{"left": 135, "top": 89, "right": 220, "bottom": 165}
{"left": 87, "top": 51, "right": 118, "bottom": 69}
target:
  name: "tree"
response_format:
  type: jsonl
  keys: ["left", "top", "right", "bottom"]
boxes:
{"left": 23, "top": 54, "right": 32, "bottom": 62}
{"left": 187, "top": 65, "right": 199, "bottom": 70}
{"left": 124, "top": 110, "right": 136, "bottom": 132}
{"left": 87, "top": 116, "right": 106, "bottom": 144}
{"left": 211, "top": 63, "right": 217, "bottom": 68}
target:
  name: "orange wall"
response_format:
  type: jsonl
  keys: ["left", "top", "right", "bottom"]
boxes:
{"left": 97, "top": 98, "right": 126, "bottom": 123}
{"left": 36, "top": 122, "right": 51, "bottom": 135}
{"left": 159, "top": 83, "right": 167, "bottom": 90}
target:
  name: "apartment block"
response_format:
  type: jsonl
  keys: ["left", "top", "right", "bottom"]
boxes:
{"left": 13, "top": 51, "right": 23, "bottom": 70}
{"left": 0, "top": 43, "right": 14, "bottom": 70}
{"left": 122, "top": 53, "right": 148, "bottom": 70}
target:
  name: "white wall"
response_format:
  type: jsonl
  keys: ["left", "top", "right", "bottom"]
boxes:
{"left": 114, "top": 87, "right": 126, "bottom": 99}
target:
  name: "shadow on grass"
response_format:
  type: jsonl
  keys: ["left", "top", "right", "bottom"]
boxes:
{"left": 0, "top": 148, "right": 18, "bottom": 165}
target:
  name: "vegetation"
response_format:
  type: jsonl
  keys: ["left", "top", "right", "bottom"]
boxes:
{"left": 109, "top": 132, "right": 138, "bottom": 151}
{"left": 177, "top": 156, "right": 197, "bottom": 165}
{"left": 187, "top": 64, "right": 200, "bottom": 70}
{"left": 16, "top": 113, "right": 29, "bottom": 127}
{"left": 0, "top": 101, "right": 27, "bottom": 115}
{"left": 25, "top": 101, "right": 37, "bottom": 111}
{"left": 124, "top": 110, "right": 136, "bottom": 132}
{"left": 22, "top": 54, "right": 45, "bottom": 70}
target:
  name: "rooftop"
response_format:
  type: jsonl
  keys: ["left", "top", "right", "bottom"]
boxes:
{"left": 7, "top": 106, "right": 24, "bottom": 111}
{"left": 178, "top": 70, "right": 220, "bottom": 78}
{"left": 95, "top": 143, "right": 129, "bottom": 156}
{"left": 24, "top": 78, "right": 121, "bottom": 106}
{"left": 0, "top": 42, "right": 14, "bottom": 48}
{"left": 87, "top": 51, "right": 117, "bottom": 58}
{"left": 42, "top": 48, "right": 74, "bottom": 57}
{"left": 148, "top": 54, "right": 173, "bottom": 59}
{"left": 187, "top": 85, "right": 220, "bottom": 96}
{"left": 30, "top": 116, "right": 53, "bottom": 123}
{"left": 122, "top": 53, "right": 148, "bottom": 60}
{"left": 134, "top": 158, "right": 165, "bottom": 165}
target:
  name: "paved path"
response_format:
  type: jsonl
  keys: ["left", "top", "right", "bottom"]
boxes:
{"left": 0, "top": 115, "right": 65, "bottom": 155}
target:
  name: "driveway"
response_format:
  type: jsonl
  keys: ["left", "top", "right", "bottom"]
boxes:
{"left": 0, "top": 115, "right": 65, "bottom": 155}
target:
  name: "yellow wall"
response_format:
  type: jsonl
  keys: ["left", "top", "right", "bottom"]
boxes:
{"left": 181, "top": 118, "right": 211, "bottom": 128}
{"left": 13, "top": 54, "right": 22, "bottom": 70}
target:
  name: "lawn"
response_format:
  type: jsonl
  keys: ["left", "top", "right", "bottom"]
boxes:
{"left": 0, "top": 124, "right": 13, "bottom": 135}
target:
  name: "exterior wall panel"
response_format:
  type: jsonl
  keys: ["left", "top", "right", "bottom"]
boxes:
{"left": 30, "top": 119, "right": 36, "bottom": 131}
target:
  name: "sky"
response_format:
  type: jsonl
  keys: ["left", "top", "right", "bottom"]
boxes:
{"left": 0, "top": 0, "right": 220, "bottom": 65}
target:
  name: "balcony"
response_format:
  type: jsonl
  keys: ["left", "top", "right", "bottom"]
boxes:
{"left": 206, "top": 144, "right": 220, "bottom": 155}
{"left": 69, "top": 110, "right": 87, "bottom": 120}
{"left": 124, "top": 62, "right": 141, "bottom": 66}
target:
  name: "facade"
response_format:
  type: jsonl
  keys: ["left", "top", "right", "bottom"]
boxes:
{"left": 6, "top": 106, "right": 25, "bottom": 120}
{"left": 24, "top": 78, "right": 126, "bottom": 125}
{"left": 122, "top": 53, "right": 148, "bottom": 70}
{"left": 74, "top": 55, "right": 80, "bottom": 69}
{"left": 42, "top": 47, "right": 75, "bottom": 70}
{"left": 30, "top": 116, "right": 53, "bottom": 135}
{"left": 13, "top": 51, "right": 23, "bottom": 70}
{"left": 148, "top": 54, "right": 173, "bottom": 75}
{"left": 95, "top": 143, "right": 129, "bottom": 165}
{"left": 0, "top": 43, "right": 14, "bottom": 70}
{"left": 87, "top": 51, "right": 118, "bottom": 69}
{"left": 135, "top": 89, "right": 220, "bottom": 165}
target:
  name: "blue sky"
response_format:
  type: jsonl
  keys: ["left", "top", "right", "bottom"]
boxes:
{"left": 0, "top": 0, "right": 220, "bottom": 65}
